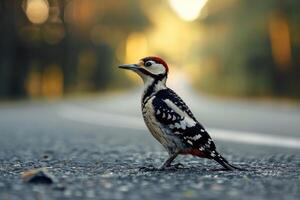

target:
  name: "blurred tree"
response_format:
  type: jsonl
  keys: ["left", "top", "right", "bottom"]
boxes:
{"left": 0, "top": 0, "right": 28, "bottom": 97}
{"left": 197, "top": 0, "right": 300, "bottom": 98}
{"left": 0, "top": 0, "right": 150, "bottom": 99}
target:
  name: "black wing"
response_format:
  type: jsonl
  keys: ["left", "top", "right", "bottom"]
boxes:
{"left": 160, "top": 88, "right": 197, "bottom": 121}
{"left": 152, "top": 89, "right": 216, "bottom": 153}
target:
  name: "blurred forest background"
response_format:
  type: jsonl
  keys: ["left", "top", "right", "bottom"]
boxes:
{"left": 0, "top": 0, "right": 300, "bottom": 100}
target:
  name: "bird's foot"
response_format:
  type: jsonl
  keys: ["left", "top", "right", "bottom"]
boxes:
{"left": 139, "top": 164, "right": 157, "bottom": 171}
{"left": 158, "top": 163, "right": 184, "bottom": 170}
{"left": 139, "top": 163, "right": 184, "bottom": 171}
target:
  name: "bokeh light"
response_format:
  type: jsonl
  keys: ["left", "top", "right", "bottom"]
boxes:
{"left": 269, "top": 12, "right": 292, "bottom": 70}
{"left": 1, "top": 0, "right": 300, "bottom": 99}
{"left": 25, "top": 0, "right": 49, "bottom": 24}
{"left": 168, "top": 0, "right": 208, "bottom": 21}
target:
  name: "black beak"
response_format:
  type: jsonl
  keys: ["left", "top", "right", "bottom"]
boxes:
{"left": 118, "top": 64, "right": 139, "bottom": 71}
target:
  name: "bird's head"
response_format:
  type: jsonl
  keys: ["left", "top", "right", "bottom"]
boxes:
{"left": 118, "top": 56, "right": 169, "bottom": 82}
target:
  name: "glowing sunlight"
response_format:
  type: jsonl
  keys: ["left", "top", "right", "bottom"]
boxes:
{"left": 168, "top": 0, "right": 208, "bottom": 21}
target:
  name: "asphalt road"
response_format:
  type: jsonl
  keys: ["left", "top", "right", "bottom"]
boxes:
{"left": 0, "top": 88, "right": 300, "bottom": 200}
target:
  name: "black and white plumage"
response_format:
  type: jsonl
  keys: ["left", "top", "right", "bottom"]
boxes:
{"left": 119, "top": 56, "right": 241, "bottom": 170}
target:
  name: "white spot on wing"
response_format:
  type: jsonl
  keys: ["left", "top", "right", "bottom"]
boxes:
{"left": 185, "top": 118, "right": 196, "bottom": 128}
{"left": 191, "top": 134, "right": 202, "bottom": 140}
{"left": 167, "top": 114, "right": 171, "bottom": 120}
{"left": 187, "top": 140, "right": 193, "bottom": 145}
{"left": 180, "top": 121, "right": 186, "bottom": 130}
{"left": 163, "top": 99, "right": 196, "bottom": 128}
{"left": 156, "top": 109, "right": 160, "bottom": 115}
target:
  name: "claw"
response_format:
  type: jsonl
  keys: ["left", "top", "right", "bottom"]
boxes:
{"left": 159, "top": 163, "right": 184, "bottom": 170}
{"left": 139, "top": 165, "right": 157, "bottom": 171}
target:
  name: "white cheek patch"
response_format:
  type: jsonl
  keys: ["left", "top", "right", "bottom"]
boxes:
{"left": 147, "top": 64, "right": 166, "bottom": 75}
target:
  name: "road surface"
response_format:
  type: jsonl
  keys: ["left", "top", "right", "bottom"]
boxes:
{"left": 0, "top": 87, "right": 300, "bottom": 200}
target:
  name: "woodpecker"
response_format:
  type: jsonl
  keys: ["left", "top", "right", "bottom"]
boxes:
{"left": 119, "top": 56, "right": 241, "bottom": 170}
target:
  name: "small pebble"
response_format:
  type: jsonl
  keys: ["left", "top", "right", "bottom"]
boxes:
{"left": 21, "top": 168, "right": 56, "bottom": 184}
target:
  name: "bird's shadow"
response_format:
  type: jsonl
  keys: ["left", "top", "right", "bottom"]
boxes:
{"left": 138, "top": 163, "right": 253, "bottom": 173}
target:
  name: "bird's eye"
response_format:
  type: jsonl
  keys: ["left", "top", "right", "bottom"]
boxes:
{"left": 145, "top": 61, "right": 152, "bottom": 67}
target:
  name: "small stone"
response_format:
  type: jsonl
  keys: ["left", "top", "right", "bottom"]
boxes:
{"left": 21, "top": 168, "right": 56, "bottom": 184}
{"left": 13, "top": 163, "right": 21, "bottom": 168}
{"left": 41, "top": 153, "right": 53, "bottom": 161}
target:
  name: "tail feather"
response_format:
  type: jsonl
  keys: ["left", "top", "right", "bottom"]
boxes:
{"left": 213, "top": 153, "right": 244, "bottom": 171}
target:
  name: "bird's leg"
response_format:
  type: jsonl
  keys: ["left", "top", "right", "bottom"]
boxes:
{"left": 159, "top": 151, "right": 181, "bottom": 170}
